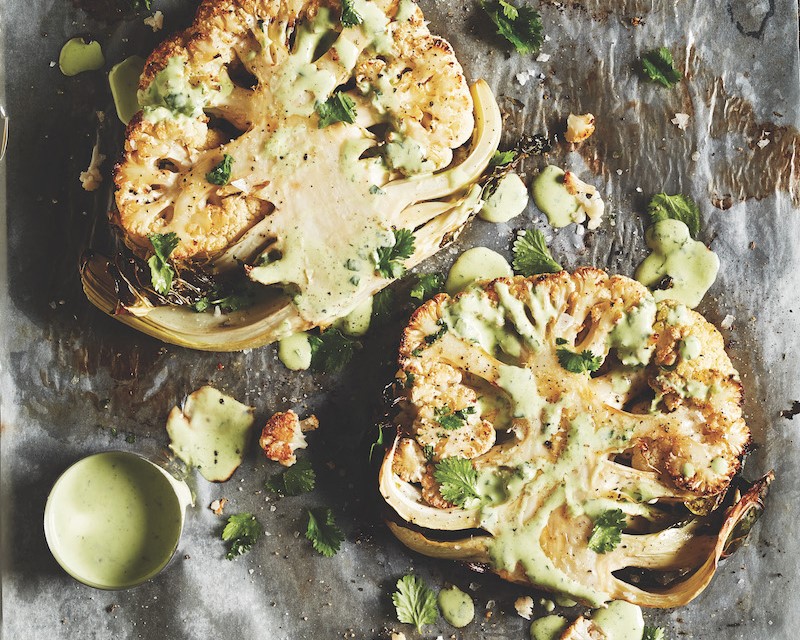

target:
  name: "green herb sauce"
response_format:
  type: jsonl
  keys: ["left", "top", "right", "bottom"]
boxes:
{"left": 480, "top": 173, "right": 529, "bottom": 222}
{"left": 108, "top": 56, "right": 145, "bottom": 124}
{"left": 59, "top": 38, "right": 105, "bottom": 77}
{"left": 445, "top": 247, "right": 512, "bottom": 295}
{"left": 438, "top": 585, "right": 475, "bottom": 628}
{"left": 531, "top": 165, "right": 580, "bottom": 228}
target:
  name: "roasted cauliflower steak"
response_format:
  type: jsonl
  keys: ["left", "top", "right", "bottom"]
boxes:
{"left": 81, "top": 0, "right": 501, "bottom": 350}
{"left": 380, "top": 268, "right": 772, "bottom": 608}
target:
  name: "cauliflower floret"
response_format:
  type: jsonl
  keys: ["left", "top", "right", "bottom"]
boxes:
{"left": 563, "top": 171, "right": 604, "bottom": 230}
{"left": 565, "top": 112, "right": 595, "bottom": 143}
{"left": 392, "top": 437, "right": 427, "bottom": 483}
{"left": 79, "top": 142, "right": 105, "bottom": 192}
{"left": 514, "top": 596, "right": 534, "bottom": 620}
{"left": 259, "top": 410, "right": 318, "bottom": 467}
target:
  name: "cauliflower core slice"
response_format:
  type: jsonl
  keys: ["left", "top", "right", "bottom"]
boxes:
{"left": 380, "top": 268, "right": 768, "bottom": 608}
{"left": 101, "top": 0, "right": 502, "bottom": 338}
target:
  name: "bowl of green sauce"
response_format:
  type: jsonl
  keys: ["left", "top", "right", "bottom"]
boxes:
{"left": 44, "top": 451, "right": 191, "bottom": 590}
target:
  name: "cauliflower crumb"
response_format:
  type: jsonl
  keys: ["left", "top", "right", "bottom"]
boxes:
{"left": 259, "top": 410, "right": 317, "bottom": 467}
{"left": 79, "top": 143, "right": 106, "bottom": 191}
{"left": 390, "top": 633, "right": 406, "bottom": 640}
{"left": 565, "top": 113, "right": 596, "bottom": 143}
{"left": 516, "top": 69, "right": 537, "bottom": 86}
{"left": 143, "top": 10, "right": 164, "bottom": 32}
{"left": 721, "top": 314, "right": 735, "bottom": 329}
{"left": 514, "top": 595, "right": 534, "bottom": 620}
{"left": 757, "top": 138, "right": 770, "bottom": 148}
{"left": 209, "top": 497, "right": 228, "bottom": 515}
{"left": 671, "top": 112, "right": 690, "bottom": 130}
{"left": 563, "top": 171, "right": 605, "bottom": 229}
{"left": 536, "top": 52, "right": 551, "bottom": 62}
{"left": 691, "top": 151, "right": 701, "bottom": 162}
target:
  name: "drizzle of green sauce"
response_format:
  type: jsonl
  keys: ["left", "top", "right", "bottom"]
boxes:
{"left": 529, "top": 615, "right": 569, "bottom": 640}
{"left": 531, "top": 165, "right": 580, "bottom": 228}
{"left": 480, "top": 173, "right": 529, "bottom": 222}
{"left": 679, "top": 335, "right": 702, "bottom": 361}
{"left": 591, "top": 600, "right": 644, "bottom": 639}
{"left": 59, "top": 38, "right": 105, "bottom": 77}
{"left": 278, "top": 332, "right": 313, "bottom": 370}
{"left": 108, "top": 56, "right": 145, "bottom": 124}
{"left": 333, "top": 296, "right": 373, "bottom": 336}
{"left": 445, "top": 247, "right": 512, "bottom": 295}
{"left": 383, "top": 136, "right": 433, "bottom": 175}
{"left": 710, "top": 456, "right": 727, "bottom": 474}
{"left": 635, "top": 219, "right": 720, "bottom": 309}
{"left": 438, "top": 585, "right": 475, "bottom": 628}
{"left": 608, "top": 299, "right": 656, "bottom": 366}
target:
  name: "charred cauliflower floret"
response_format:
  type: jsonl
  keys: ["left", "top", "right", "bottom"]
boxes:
{"left": 259, "top": 410, "right": 318, "bottom": 466}
{"left": 379, "top": 268, "right": 772, "bottom": 608}
{"left": 80, "top": 0, "right": 502, "bottom": 351}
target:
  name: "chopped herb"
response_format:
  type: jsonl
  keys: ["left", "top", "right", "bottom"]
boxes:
{"left": 557, "top": 347, "right": 603, "bottom": 374}
{"left": 480, "top": 0, "right": 544, "bottom": 55}
{"left": 643, "top": 627, "right": 666, "bottom": 640}
{"left": 315, "top": 91, "right": 357, "bottom": 128}
{"left": 640, "top": 47, "right": 682, "bottom": 88}
{"left": 147, "top": 232, "right": 180, "bottom": 294}
{"left": 340, "top": 0, "right": 363, "bottom": 27}
{"left": 410, "top": 272, "right": 444, "bottom": 301}
{"left": 369, "top": 184, "right": 386, "bottom": 195}
{"left": 422, "top": 444, "right": 435, "bottom": 460}
{"left": 375, "top": 228, "right": 415, "bottom": 279}
{"left": 647, "top": 193, "right": 701, "bottom": 238}
{"left": 372, "top": 288, "right": 396, "bottom": 323}
{"left": 587, "top": 508, "right": 626, "bottom": 554}
{"left": 222, "top": 513, "right": 263, "bottom": 559}
{"left": 411, "top": 347, "right": 424, "bottom": 357}
{"left": 265, "top": 458, "right": 315, "bottom": 495}
{"left": 369, "top": 424, "right": 385, "bottom": 461}
{"left": 309, "top": 329, "right": 359, "bottom": 373}
{"left": 435, "top": 405, "right": 476, "bottom": 430}
{"left": 489, "top": 149, "right": 517, "bottom": 168}
{"left": 305, "top": 507, "right": 344, "bottom": 557}
{"left": 206, "top": 154, "right": 233, "bottom": 186}
{"left": 424, "top": 319, "right": 448, "bottom": 344}
{"left": 555, "top": 337, "right": 568, "bottom": 345}
{"left": 392, "top": 574, "right": 439, "bottom": 632}
{"left": 193, "top": 287, "right": 257, "bottom": 313}
{"left": 124, "top": 433, "right": 136, "bottom": 444}
{"left": 131, "top": 0, "right": 152, "bottom": 10}
{"left": 434, "top": 457, "right": 480, "bottom": 508}
{"left": 404, "top": 372, "right": 416, "bottom": 388}
{"left": 512, "top": 228, "right": 562, "bottom": 276}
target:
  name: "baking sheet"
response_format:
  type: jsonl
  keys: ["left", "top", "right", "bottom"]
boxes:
{"left": 2, "top": 0, "right": 799, "bottom": 637}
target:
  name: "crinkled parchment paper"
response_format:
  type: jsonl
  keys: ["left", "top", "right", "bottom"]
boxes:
{"left": 1, "top": 0, "right": 799, "bottom": 638}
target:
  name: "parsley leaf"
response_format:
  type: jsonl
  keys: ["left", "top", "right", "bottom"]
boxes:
{"left": 489, "top": 149, "right": 517, "bottom": 168}
{"left": 410, "top": 272, "right": 444, "bottom": 301}
{"left": 512, "top": 228, "right": 562, "bottom": 276}
{"left": 587, "top": 509, "right": 626, "bottom": 554}
{"left": 435, "top": 405, "right": 476, "bottom": 430}
{"left": 480, "top": 0, "right": 544, "bottom": 55}
{"left": 147, "top": 232, "right": 180, "bottom": 294}
{"left": 647, "top": 193, "right": 701, "bottom": 238}
{"left": 375, "top": 228, "right": 415, "bottom": 279}
{"left": 222, "top": 513, "right": 263, "bottom": 560}
{"left": 309, "top": 329, "right": 360, "bottom": 372}
{"left": 557, "top": 347, "right": 603, "bottom": 374}
{"left": 643, "top": 627, "right": 666, "bottom": 640}
{"left": 265, "top": 458, "right": 315, "bottom": 495}
{"left": 340, "top": 0, "right": 363, "bottom": 26}
{"left": 305, "top": 507, "right": 344, "bottom": 557}
{"left": 315, "top": 92, "right": 357, "bottom": 128}
{"left": 640, "top": 47, "right": 682, "bottom": 88}
{"left": 434, "top": 457, "right": 480, "bottom": 507}
{"left": 392, "top": 574, "right": 439, "bottom": 632}
{"left": 206, "top": 153, "right": 233, "bottom": 185}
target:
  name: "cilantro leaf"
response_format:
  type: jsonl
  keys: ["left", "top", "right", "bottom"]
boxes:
{"left": 640, "top": 47, "right": 682, "bottom": 88}
{"left": 309, "top": 329, "right": 360, "bottom": 372}
{"left": 480, "top": 0, "right": 544, "bottom": 55}
{"left": 222, "top": 513, "right": 263, "bottom": 560}
{"left": 265, "top": 458, "right": 315, "bottom": 496}
{"left": 192, "top": 283, "right": 258, "bottom": 313}
{"left": 375, "top": 229, "right": 415, "bottom": 279}
{"left": 587, "top": 509, "right": 626, "bottom": 554}
{"left": 643, "top": 627, "right": 666, "bottom": 640}
{"left": 392, "top": 574, "right": 439, "bottom": 632}
{"left": 315, "top": 92, "right": 357, "bottom": 128}
{"left": 372, "top": 288, "right": 396, "bottom": 323}
{"left": 206, "top": 153, "right": 233, "bottom": 185}
{"left": 489, "top": 149, "right": 517, "bottom": 168}
{"left": 512, "top": 228, "right": 562, "bottom": 276}
{"left": 147, "top": 232, "right": 180, "bottom": 294}
{"left": 647, "top": 193, "right": 701, "bottom": 238}
{"left": 305, "top": 507, "right": 344, "bottom": 557}
{"left": 557, "top": 347, "right": 602, "bottom": 374}
{"left": 435, "top": 405, "right": 476, "bottom": 430}
{"left": 340, "top": 0, "right": 363, "bottom": 27}
{"left": 410, "top": 272, "right": 444, "bottom": 301}
{"left": 434, "top": 457, "right": 480, "bottom": 507}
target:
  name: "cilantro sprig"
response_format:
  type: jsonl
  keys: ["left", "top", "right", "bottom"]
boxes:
{"left": 375, "top": 229, "right": 415, "bottom": 279}
{"left": 557, "top": 347, "right": 602, "bottom": 374}
{"left": 512, "top": 228, "right": 562, "bottom": 276}
{"left": 647, "top": 193, "right": 701, "bottom": 238}
{"left": 587, "top": 509, "right": 626, "bottom": 554}
{"left": 640, "top": 47, "right": 682, "bottom": 88}
{"left": 147, "top": 232, "right": 180, "bottom": 295}
{"left": 480, "top": 0, "right": 543, "bottom": 55}
{"left": 265, "top": 458, "right": 315, "bottom": 495}
{"left": 306, "top": 507, "right": 344, "bottom": 557}
{"left": 309, "top": 329, "right": 360, "bottom": 372}
{"left": 434, "top": 457, "right": 480, "bottom": 508}
{"left": 222, "top": 513, "right": 263, "bottom": 560}
{"left": 392, "top": 574, "right": 439, "bottom": 632}
{"left": 410, "top": 272, "right": 444, "bottom": 301}
{"left": 435, "top": 405, "right": 476, "bottom": 430}
{"left": 340, "top": 0, "right": 362, "bottom": 26}
{"left": 643, "top": 627, "right": 666, "bottom": 640}
{"left": 371, "top": 288, "right": 396, "bottom": 323}
{"left": 315, "top": 92, "right": 357, "bottom": 128}
{"left": 206, "top": 153, "right": 233, "bottom": 185}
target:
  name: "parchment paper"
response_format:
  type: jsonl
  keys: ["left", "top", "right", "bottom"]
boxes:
{"left": 2, "top": 0, "right": 799, "bottom": 638}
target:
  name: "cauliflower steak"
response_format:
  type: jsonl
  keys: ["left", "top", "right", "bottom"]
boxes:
{"left": 81, "top": 0, "right": 502, "bottom": 350}
{"left": 379, "top": 268, "right": 772, "bottom": 608}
